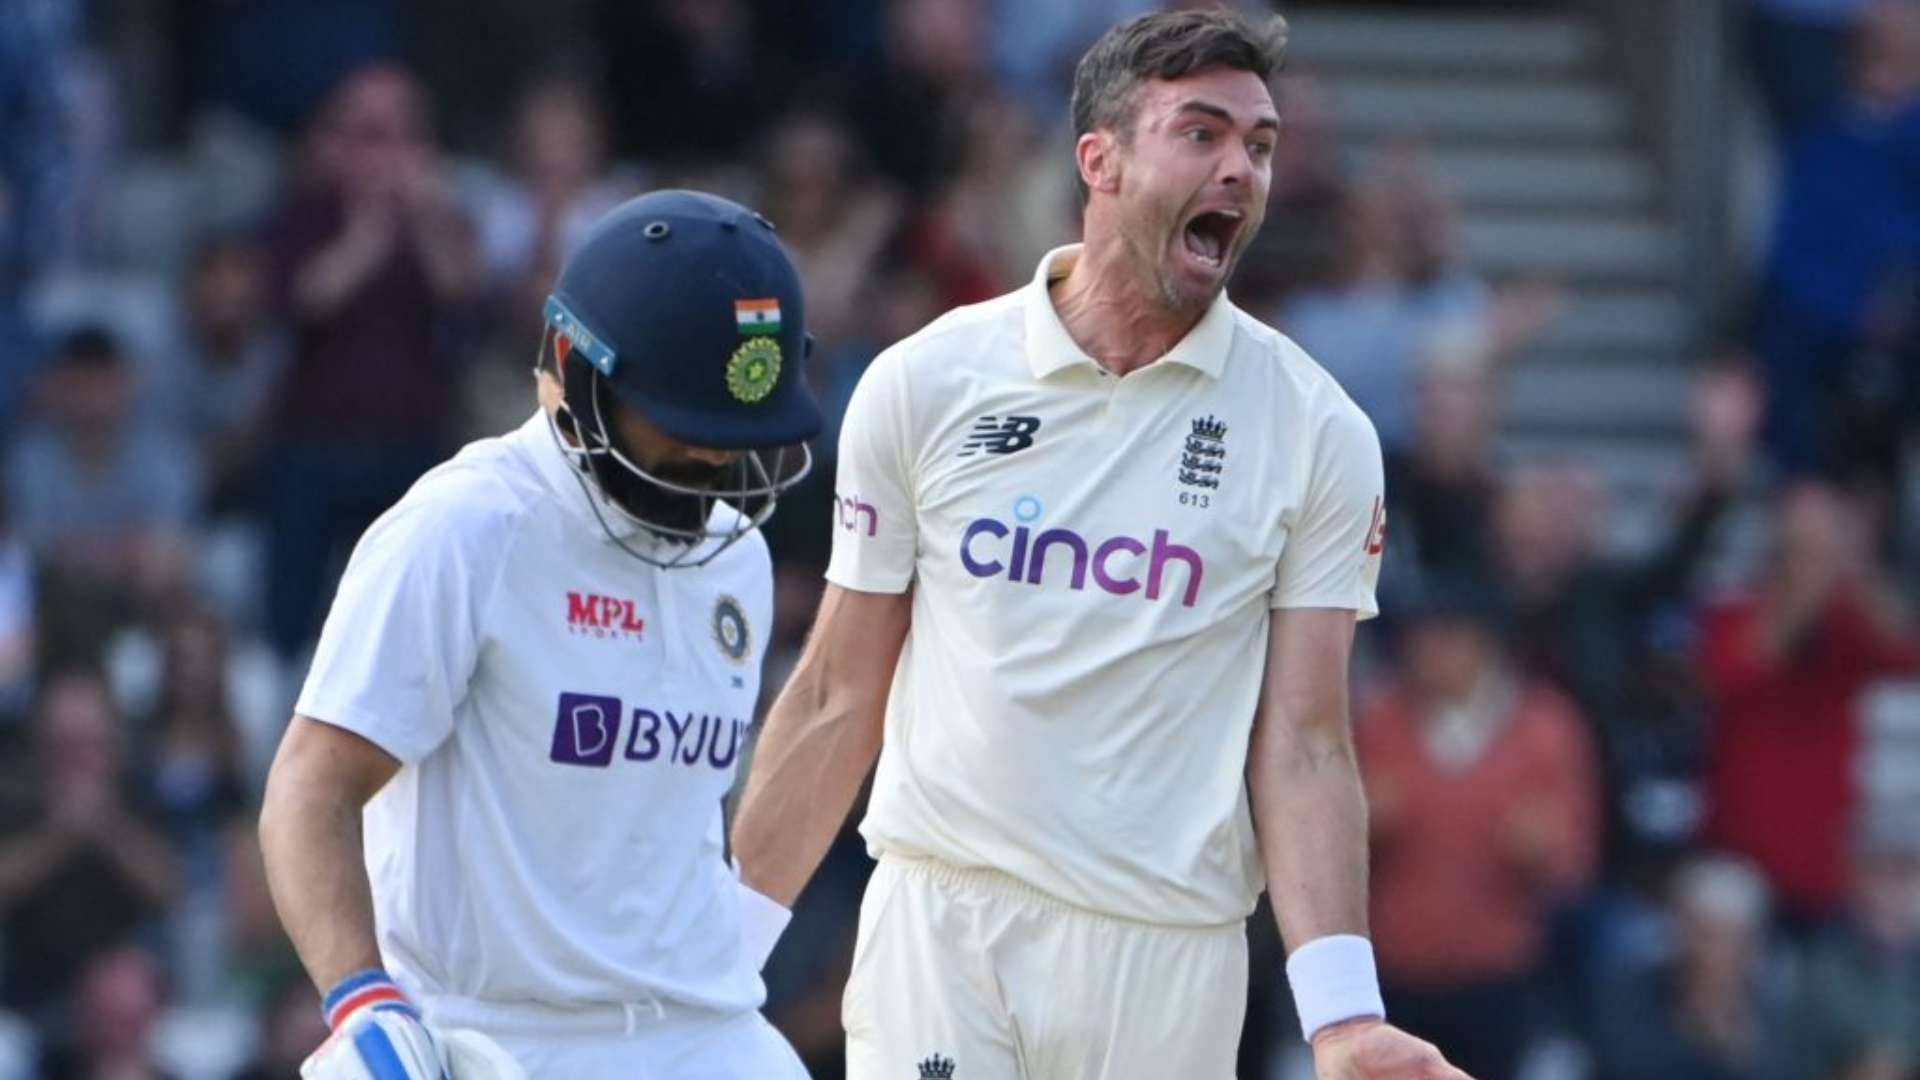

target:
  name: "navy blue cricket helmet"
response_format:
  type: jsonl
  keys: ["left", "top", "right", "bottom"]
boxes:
{"left": 538, "top": 190, "right": 823, "bottom": 567}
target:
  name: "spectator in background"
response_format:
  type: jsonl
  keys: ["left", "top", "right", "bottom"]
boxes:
{"left": 170, "top": 234, "right": 288, "bottom": 515}
{"left": 213, "top": 821, "right": 301, "bottom": 1011}
{"left": 0, "top": 672, "right": 179, "bottom": 1017}
{"left": 3, "top": 328, "right": 199, "bottom": 668}
{"left": 1590, "top": 855, "right": 1794, "bottom": 1080}
{"left": 139, "top": 606, "right": 253, "bottom": 1009}
{"left": 469, "top": 76, "right": 638, "bottom": 327}
{"left": 1282, "top": 151, "right": 1555, "bottom": 454}
{"left": 1495, "top": 365, "right": 1760, "bottom": 878}
{"left": 1237, "top": 71, "right": 1348, "bottom": 315}
{"left": 0, "top": 491, "right": 32, "bottom": 727}
{"left": 1754, "top": 0, "right": 1920, "bottom": 478}
{"left": 846, "top": 0, "right": 994, "bottom": 199}
{"left": 757, "top": 109, "right": 903, "bottom": 351}
{"left": 896, "top": 91, "right": 1022, "bottom": 308}
{"left": 1795, "top": 811, "right": 1920, "bottom": 1079}
{"left": 460, "top": 76, "right": 639, "bottom": 436}
{"left": 261, "top": 63, "right": 477, "bottom": 658}
{"left": 35, "top": 946, "right": 176, "bottom": 1080}
{"left": 140, "top": 607, "right": 250, "bottom": 864}
{"left": 168, "top": 0, "right": 401, "bottom": 135}
{"left": 228, "top": 977, "right": 325, "bottom": 1080}
{"left": 594, "top": 0, "right": 777, "bottom": 166}
{"left": 988, "top": 0, "right": 1153, "bottom": 125}
{"left": 1279, "top": 180, "right": 1417, "bottom": 448}
{"left": 1357, "top": 576, "right": 1601, "bottom": 1080}
{"left": 1746, "top": 0, "right": 1877, "bottom": 136}
{"left": 1700, "top": 480, "right": 1920, "bottom": 924}
{"left": 1381, "top": 327, "right": 1502, "bottom": 587}
{"left": 0, "top": 1, "right": 77, "bottom": 434}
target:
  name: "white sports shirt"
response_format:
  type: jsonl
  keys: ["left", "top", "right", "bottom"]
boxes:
{"left": 828, "top": 246, "right": 1385, "bottom": 927}
{"left": 296, "top": 412, "right": 773, "bottom": 1011}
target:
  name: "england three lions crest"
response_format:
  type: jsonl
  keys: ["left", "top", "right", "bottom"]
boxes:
{"left": 1179, "top": 415, "right": 1227, "bottom": 491}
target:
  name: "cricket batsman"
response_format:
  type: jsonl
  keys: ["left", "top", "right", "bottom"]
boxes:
{"left": 730, "top": 11, "right": 1472, "bottom": 1079}
{"left": 259, "top": 190, "right": 821, "bottom": 1078}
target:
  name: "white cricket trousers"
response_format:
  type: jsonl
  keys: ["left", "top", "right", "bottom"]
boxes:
{"left": 420, "top": 992, "right": 809, "bottom": 1079}
{"left": 844, "top": 856, "right": 1248, "bottom": 1080}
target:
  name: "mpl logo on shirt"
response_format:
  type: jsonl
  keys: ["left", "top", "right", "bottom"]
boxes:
{"left": 566, "top": 591, "right": 645, "bottom": 643}
{"left": 550, "top": 692, "right": 747, "bottom": 771}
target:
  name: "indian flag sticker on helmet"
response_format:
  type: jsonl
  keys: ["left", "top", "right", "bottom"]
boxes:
{"left": 735, "top": 298, "right": 781, "bottom": 336}
{"left": 727, "top": 337, "right": 782, "bottom": 403}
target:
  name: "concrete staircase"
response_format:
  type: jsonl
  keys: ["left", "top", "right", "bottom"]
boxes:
{"left": 1287, "top": 5, "right": 1698, "bottom": 548}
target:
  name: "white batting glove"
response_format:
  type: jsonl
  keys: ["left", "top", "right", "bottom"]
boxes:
{"left": 438, "top": 1028, "right": 530, "bottom": 1080}
{"left": 301, "top": 970, "right": 446, "bottom": 1080}
{"left": 302, "top": 969, "right": 529, "bottom": 1080}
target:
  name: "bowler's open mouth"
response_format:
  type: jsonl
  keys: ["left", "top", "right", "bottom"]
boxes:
{"left": 1182, "top": 209, "right": 1244, "bottom": 269}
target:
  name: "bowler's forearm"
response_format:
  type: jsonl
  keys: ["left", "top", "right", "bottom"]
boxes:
{"left": 732, "top": 661, "right": 884, "bottom": 906}
{"left": 1249, "top": 713, "right": 1370, "bottom": 949}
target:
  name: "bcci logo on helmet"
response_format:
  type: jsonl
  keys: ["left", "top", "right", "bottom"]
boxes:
{"left": 727, "top": 337, "right": 782, "bottom": 403}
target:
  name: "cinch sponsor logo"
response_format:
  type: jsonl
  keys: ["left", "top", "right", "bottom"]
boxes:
{"left": 550, "top": 692, "right": 747, "bottom": 770}
{"left": 835, "top": 493, "right": 877, "bottom": 536}
{"left": 567, "top": 591, "right": 645, "bottom": 642}
{"left": 958, "top": 504, "right": 1204, "bottom": 607}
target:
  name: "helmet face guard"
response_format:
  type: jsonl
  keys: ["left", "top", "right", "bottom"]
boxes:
{"left": 536, "top": 325, "right": 812, "bottom": 569}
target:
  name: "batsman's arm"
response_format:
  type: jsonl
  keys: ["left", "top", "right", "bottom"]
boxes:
{"left": 732, "top": 584, "right": 910, "bottom": 906}
{"left": 259, "top": 715, "right": 401, "bottom": 994}
{"left": 1247, "top": 607, "right": 1370, "bottom": 957}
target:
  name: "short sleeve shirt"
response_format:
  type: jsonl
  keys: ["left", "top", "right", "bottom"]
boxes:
{"left": 296, "top": 413, "right": 775, "bottom": 1011}
{"left": 827, "top": 246, "right": 1384, "bottom": 925}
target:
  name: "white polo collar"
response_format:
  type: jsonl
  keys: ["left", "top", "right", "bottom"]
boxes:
{"left": 514, "top": 411, "right": 652, "bottom": 542}
{"left": 1021, "top": 244, "right": 1236, "bottom": 380}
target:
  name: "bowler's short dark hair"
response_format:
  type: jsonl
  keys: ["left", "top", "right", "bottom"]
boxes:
{"left": 1069, "top": 9, "right": 1289, "bottom": 196}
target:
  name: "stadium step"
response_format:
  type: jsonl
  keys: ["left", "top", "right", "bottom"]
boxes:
{"left": 1288, "top": 9, "right": 1602, "bottom": 75}
{"left": 1499, "top": 355, "right": 1697, "bottom": 437}
{"left": 1288, "top": 4, "right": 1700, "bottom": 531}
{"left": 1458, "top": 215, "right": 1679, "bottom": 280}
{"left": 1317, "top": 75, "right": 1632, "bottom": 144}
{"left": 1418, "top": 147, "right": 1657, "bottom": 212}
{"left": 1533, "top": 290, "right": 1691, "bottom": 353}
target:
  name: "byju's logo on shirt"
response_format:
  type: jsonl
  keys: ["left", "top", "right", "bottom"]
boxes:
{"left": 567, "top": 591, "right": 645, "bottom": 643}
{"left": 958, "top": 415, "right": 1041, "bottom": 458}
{"left": 549, "top": 692, "right": 747, "bottom": 771}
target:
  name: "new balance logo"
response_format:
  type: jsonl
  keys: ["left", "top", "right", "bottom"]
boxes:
{"left": 958, "top": 415, "right": 1041, "bottom": 458}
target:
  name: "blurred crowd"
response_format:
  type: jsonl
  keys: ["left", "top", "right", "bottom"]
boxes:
{"left": 0, "top": 0, "right": 1917, "bottom": 1078}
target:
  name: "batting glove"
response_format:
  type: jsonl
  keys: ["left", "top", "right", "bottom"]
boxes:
{"left": 301, "top": 970, "right": 447, "bottom": 1080}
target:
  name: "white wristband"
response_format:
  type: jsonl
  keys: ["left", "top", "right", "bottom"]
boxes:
{"left": 735, "top": 878, "right": 793, "bottom": 971}
{"left": 1286, "top": 934, "right": 1386, "bottom": 1041}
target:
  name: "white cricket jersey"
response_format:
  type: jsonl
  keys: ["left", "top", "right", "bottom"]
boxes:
{"left": 296, "top": 412, "right": 773, "bottom": 1012}
{"left": 828, "top": 245, "right": 1385, "bottom": 926}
